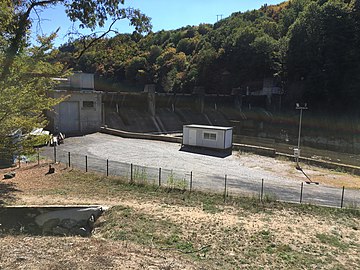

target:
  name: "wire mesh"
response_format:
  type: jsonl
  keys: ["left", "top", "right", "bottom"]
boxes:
{"left": 300, "top": 184, "right": 350, "bottom": 208}
{"left": 108, "top": 160, "right": 131, "bottom": 179}
{"left": 190, "top": 171, "right": 225, "bottom": 193}
{"left": 161, "top": 168, "right": 190, "bottom": 189}
{"left": 132, "top": 164, "right": 160, "bottom": 186}
{"left": 342, "top": 189, "right": 359, "bottom": 209}
{"left": 44, "top": 148, "right": 360, "bottom": 209}
{"left": 56, "top": 149, "right": 68, "bottom": 165}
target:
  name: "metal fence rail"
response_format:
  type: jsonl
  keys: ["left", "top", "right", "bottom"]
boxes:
{"left": 49, "top": 148, "right": 359, "bottom": 209}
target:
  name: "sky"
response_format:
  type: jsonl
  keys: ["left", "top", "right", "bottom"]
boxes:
{"left": 30, "top": 0, "right": 284, "bottom": 47}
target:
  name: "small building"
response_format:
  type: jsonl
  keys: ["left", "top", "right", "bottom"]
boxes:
{"left": 182, "top": 124, "right": 233, "bottom": 150}
{"left": 48, "top": 72, "right": 103, "bottom": 134}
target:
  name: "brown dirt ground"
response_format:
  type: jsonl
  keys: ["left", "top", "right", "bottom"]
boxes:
{"left": 238, "top": 152, "right": 360, "bottom": 189}
{"left": 0, "top": 162, "right": 359, "bottom": 269}
{"left": 0, "top": 162, "right": 200, "bottom": 269}
{"left": 0, "top": 235, "right": 198, "bottom": 270}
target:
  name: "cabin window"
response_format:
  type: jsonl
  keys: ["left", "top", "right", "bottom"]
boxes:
{"left": 83, "top": 101, "right": 94, "bottom": 108}
{"left": 204, "top": 132, "right": 216, "bottom": 140}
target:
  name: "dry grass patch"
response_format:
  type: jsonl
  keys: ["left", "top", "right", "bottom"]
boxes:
{"left": 0, "top": 235, "right": 198, "bottom": 270}
{"left": 0, "top": 162, "right": 359, "bottom": 269}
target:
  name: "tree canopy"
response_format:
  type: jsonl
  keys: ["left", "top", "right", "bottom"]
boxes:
{"left": 0, "top": 35, "right": 64, "bottom": 155}
{"left": 0, "top": 0, "right": 151, "bottom": 156}
{"left": 53, "top": 0, "right": 360, "bottom": 113}
{"left": 1, "top": 0, "right": 151, "bottom": 78}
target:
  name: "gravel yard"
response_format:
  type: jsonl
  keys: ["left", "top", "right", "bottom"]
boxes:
{"left": 42, "top": 133, "right": 360, "bottom": 207}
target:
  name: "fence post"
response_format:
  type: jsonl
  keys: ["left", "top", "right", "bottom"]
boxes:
{"left": 68, "top": 152, "right": 71, "bottom": 168}
{"left": 300, "top": 182, "right": 304, "bottom": 203}
{"left": 85, "top": 155, "right": 88, "bottom": 172}
{"left": 190, "top": 171, "right": 193, "bottom": 193}
{"left": 224, "top": 174, "right": 227, "bottom": 203}
{"left": 260, "top": 179, "right": 264, "bottom": 202}
{"left": 37, "top": 148, "right": 40, "bottom": 165}
{"left": 53, "top": 145, "right": 57, "bottom": 163}
{"left": 130, "top": 163, "right": 133, "bottom": 182}
{"left": 340, "top": 186, "right": 345, "bottom": 208}
{"left": 158, "top": 168, "right": 161, "bottom": 186}
{"left": 106, "top": 159, "right": 109, "bottom": 176}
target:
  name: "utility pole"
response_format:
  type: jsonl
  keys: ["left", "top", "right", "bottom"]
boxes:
{"left": 295, "top": 103, "right": 308, "bottom": 169}
{"left": 216, "top": 14, "right": 223, "bottom": 22}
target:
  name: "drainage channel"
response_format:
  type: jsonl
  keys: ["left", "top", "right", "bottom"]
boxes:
{"left": 0, "top": 205, "right": 107, "bottom": 236}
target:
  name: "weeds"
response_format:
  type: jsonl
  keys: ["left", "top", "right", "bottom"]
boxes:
{"left": 97, "top": 205, "right": 195, "bottom": 252}
{"left": 201, "top": 197, "right": 223, "bottom": 214}
{"left": 4, "top": 166, "right": 360, "bottom": 270}
{"left": 133, "top": 166, "right": 148, "bottom": 186}
{"left": 51, "top": 170, "right": 359, "bottom": 221}
{"left": 165, "top": 170, "right": 187, "bottom": 191}
{"left": 316, "top": 233, "right": 349, "bottom": 250}
{"left": 262, "top": 193, "right": 278, "bottom": 203}
{"left": 346, "top": 201, "right": 358, "bottom": 211}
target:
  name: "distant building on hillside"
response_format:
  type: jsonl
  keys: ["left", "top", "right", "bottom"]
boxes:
{"left": 235, "top": 77, "right": 283, "bottom": 111}
{"left": 48, "top": 72, "right": 103, "bottom": 134}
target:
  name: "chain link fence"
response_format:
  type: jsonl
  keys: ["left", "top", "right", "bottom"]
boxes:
{"left": 48, "top": 147, "right": 359, "bottom": 209}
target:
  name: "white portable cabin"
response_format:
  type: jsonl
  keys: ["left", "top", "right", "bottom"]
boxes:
{"left": 182, "top": 125, "right": 233, "bottom": 150}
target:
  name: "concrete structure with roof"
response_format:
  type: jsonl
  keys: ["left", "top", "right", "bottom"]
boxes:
{"left": 48, "top": 72, "right": 103, "bottom": 134}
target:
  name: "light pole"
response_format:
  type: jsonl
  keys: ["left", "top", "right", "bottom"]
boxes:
{"left": 295, "top": 103, "right": 308, "bottom": 169}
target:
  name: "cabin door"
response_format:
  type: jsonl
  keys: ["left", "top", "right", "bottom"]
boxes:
{"left": 189, "top": 129, "right": 197, "bottom": 145}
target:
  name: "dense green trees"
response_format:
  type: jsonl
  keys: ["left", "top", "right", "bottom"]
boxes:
{"left": 53, "top": 0, "right": 360, "bottom": 113}
{"left": 0, "top": 36, "right": 64, "bottom": 154}
{"left": 287, "top": 0, "right": 359, "bottom": 110}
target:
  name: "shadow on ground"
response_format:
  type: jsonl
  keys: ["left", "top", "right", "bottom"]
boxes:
{"left": 0, "top": 181, "right": 20, "bottom": 205}
{"left": 179, "top": 146, "right": 232, "bottom": 158}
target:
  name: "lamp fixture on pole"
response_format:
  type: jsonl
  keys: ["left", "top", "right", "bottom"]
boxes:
{"left": 295, "top": 103, "right": 308, "bottom": 169}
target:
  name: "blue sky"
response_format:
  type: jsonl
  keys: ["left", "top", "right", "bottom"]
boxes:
{"left": 30, "top": 0, "right": 284, "bottom": 46}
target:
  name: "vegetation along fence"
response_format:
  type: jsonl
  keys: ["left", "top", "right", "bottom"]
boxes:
{"left": 50, "top": 148, "right": 359, "bottom": 209}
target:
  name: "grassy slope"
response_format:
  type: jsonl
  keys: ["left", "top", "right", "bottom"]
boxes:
{"left": 0, "top": 163, "right": 359, "bottom": 269}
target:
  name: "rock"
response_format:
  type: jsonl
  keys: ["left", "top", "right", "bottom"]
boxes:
{"left": 45, "top": 165, "right": 55, "bottom": 175}
{"left": 3, "top": 172, "right": 15, "bottom": 179}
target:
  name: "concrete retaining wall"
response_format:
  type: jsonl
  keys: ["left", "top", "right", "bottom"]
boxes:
{"left": 0, "top": 205, "right": 105, "bottom": 236}
{"left": 233, "top": 143, "right": 276, "bottom": 157}
{"left": 100, "top": 127, "right": 182, "bottom": 143}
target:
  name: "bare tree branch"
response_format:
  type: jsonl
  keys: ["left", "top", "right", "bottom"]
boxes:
{"left": 76, "top": 19, "right": 119, "bottom": 61}
{"left": 61, "top": 19, "right": 120, "bottom": 72}
{"left": 33, "top": 7, "right": 47, "bottom": 36}
{"left": 1, "top": 1, "right": 151, "bottom": 79}
{"left": 1, "top": 0, "right": 62, "bottom": 79}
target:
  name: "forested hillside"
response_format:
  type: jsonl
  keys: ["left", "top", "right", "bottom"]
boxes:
{"left": 54, "top": 0, "right": 360, "bottom": 113}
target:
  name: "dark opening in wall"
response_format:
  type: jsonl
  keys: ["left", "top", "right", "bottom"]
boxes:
{"left": 83, "top": 101, "right": 94, "bottom": 108}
